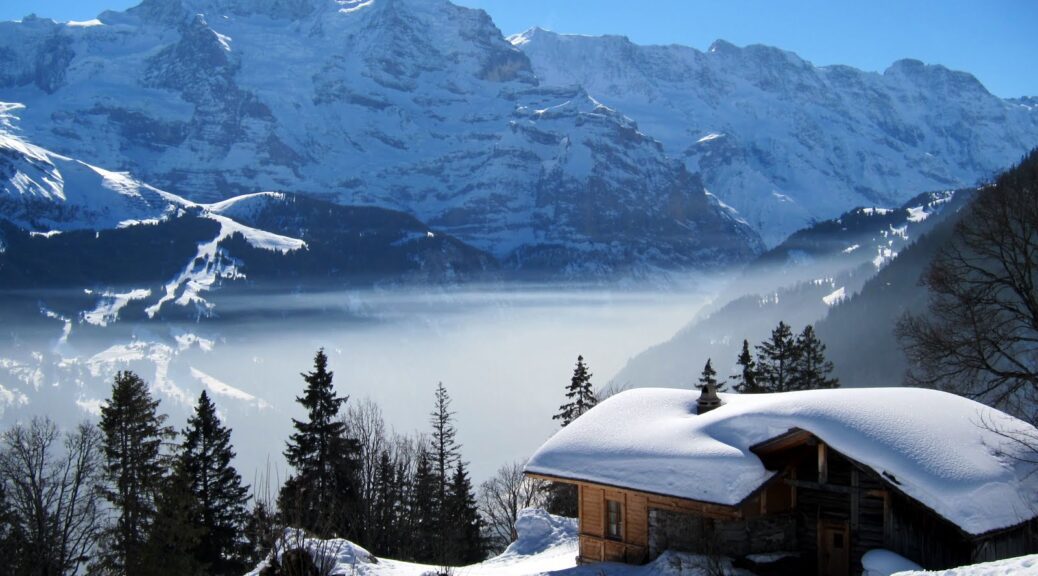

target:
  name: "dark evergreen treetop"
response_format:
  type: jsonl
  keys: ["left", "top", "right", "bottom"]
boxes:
{"left": 97, "top": 370, "right": 174, "bottom": 576}
{"left": 409, "top": 444, "right": 438, "bottom": 563}
{"left": 181, "top": 391, "right": 251, "bottom": 576}
{"left": 430, "top": 382, "right": 460, "bottom": 488}
{"left": 697, "top": 358, "right": 726, "bottom": 392}
{"left": 553, "top": 355, "right": 597, "bottom": 427}
{"left": 755, "top": 322, "right": 799, "bottom": 393}
{"left": 794, "top": 325, "right": 840, "bottom": 390}
{"left": 733, "top": 339, "right": 761, "bottom": 393}
{"left": 444, "top": 461, "right": 485, "bottom": 565}
{"left": 138, "top": 461, "right": 205, "bottom": 576}
{"left": 279, "top": 348, "right": 361, "bottom": 539}
{"left": 429, "top": 382, "right": 460, "bottom": 564}
{"left": 284, "top": 349, "right": 347, "bottom": 474}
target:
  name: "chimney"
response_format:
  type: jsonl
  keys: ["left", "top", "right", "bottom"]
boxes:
{"left": 697, "top": 381, "right": 723, "bottom": 415}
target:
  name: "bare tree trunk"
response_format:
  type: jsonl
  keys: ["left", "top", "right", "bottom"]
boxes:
{"left": 477, "top": 460, "right": 547, "bottom": 553}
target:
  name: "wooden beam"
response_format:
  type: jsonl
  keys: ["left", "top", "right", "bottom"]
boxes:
{"left": 818, "top": 443, "right": 829, "bottom": 484}
{"left": 851, "top": 468, "right": 860, "bottom": 530}
{"left": 785, "top": 478, "right": 853, "bottom": 494}
{"left": 526, "top": 472, "right": 581, "bottom": 485}
{"left": 750, "top": 427, "right": 813, "bottom": 456}
{"left": 525, "top": 472, "right": 742, "bottom": 519}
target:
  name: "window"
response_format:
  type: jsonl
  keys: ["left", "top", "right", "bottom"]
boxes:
{"left": 607, "top": 500, "right": 623, "bottom": 540}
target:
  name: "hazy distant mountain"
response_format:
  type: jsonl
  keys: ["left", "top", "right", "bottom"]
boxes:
{"left": 513, "top": 27, "right": 1038, "bottom": 244}
{"left": 0, "top": 0, "right": 761, "bottom": 273}
{"left": 610, "top": 189, "right": 969, "bottom": 389}
{"left": 815, "top": 195, "right": 970, "bottom": 390}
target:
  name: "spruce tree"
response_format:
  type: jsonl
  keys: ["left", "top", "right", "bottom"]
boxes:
{"left": 181, "top": 391, "right": 251, "bottom": 576}
{"left": 697, "top": 358, "right": 726, "bottom": 392}
{"left": 369, "top": 450, "right": 398, "bottom": 557}
{"left": 733, "top": 339, "right": 761, "bottom": 393}
{"left": 553, "top": 355, "right": 597, "bottom": 426}
{"left": 794, "top": 325, "right": 840, "bottom": 390}
{"left": 409, "top": 445, "right": 438, "bottom": 563}
{"left": 393, "top": 458, "right": 413, "bottom": 557}
{"left": 96, "top": 371, "right": 173, "bottom": 576}
{"left": 429, "top": 383, "right": 461, "bottom": 564}
{"left": 755, "top": 322, "right": 799, "bottom": 392}
{"left": 280, "top": 349, "right": 361, "bottom": 538}
{"left": 443, "top": 461, "right": 485, "bottom": 565}
{"left": 139, "top": 464, "right": 206, "bottom": 576}
{"left": 546, "top": 355, "right": 596, "bottom": 517}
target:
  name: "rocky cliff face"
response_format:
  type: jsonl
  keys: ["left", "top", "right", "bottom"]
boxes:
{"left": 0, "top": 0, "right": 762, "bottom": 273}
{"left": 512, "top": 28, "right": 1038, "bottom": 244}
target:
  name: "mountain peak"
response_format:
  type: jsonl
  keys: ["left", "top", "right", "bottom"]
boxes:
{"left": 508, "top": 26, "right": 547, "bottom": 47}
{"left": 707, "top": 38, "right": 738, "bottom": 54}
{"left": 884, "top": 58, "right": 989, "bottom": 95}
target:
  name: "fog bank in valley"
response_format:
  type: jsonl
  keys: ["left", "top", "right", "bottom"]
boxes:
{"left": 0, "top": 281, "right": 719, "bottom": 484}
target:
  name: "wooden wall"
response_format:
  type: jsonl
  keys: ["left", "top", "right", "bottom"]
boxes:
{"left": 972, "top": 520, "right": 1038, "bottom": 564}
{"left": 575, "top": 482, "right": 739, "bottom": 564}
{"left": 577, "top": 484, "right": 649, "bottom": 563}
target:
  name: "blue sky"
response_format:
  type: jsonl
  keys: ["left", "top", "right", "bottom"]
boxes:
{"left": 3, "top": 0, "right": 1035, "bottom": 98}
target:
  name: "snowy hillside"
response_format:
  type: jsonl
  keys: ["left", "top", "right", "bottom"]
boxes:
{"left": 611, "top": 188, "right": 967, "bottom": 390}
{"left": 512, "top": 28, "right": 1038, "bottom": 244}
{"left": 0, "top": 117, "right": 494, "bottom": 325}
{"left": 0, "top": 0, "right": 761, "bottom": 272}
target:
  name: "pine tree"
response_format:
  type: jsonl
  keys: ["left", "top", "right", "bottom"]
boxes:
{"left": 429, "top": 383, "right": 460, "bottom": 565}
{"left": 733, "top": 339, "right": 761, "bottom": 393}
{"left": 793, "top": 325, "right": 840, "bottom": 390}
{"left": 546, "top": 356, "right": 596, "bottom": 517}
{"left": 139, "top": 464, "right": 206, "bottom": 576}
{"left": 393, "top": 457, "right": 413, "bottom": 558}
{"left": 409, "top": 445, "right": 438, "bottom": 563}
{"left": 443, "top": 461, "right": 485, "bottom": 565}
{"left": 552, "top": 355, "right": 597, "bottom": 426}
{"left": 96, "top": 371, "right": 173, "bottom": 576}
{"left": 181, "top": 391, "right": 251, "bottom": 576}
{"left": 369, "top": 450, "right": 398, "bottom": 557}
{"left": 755, "top": 322, "right": 799, "bottom": 392}
{"left": 280, "top": 349, "right": 361, "bottom": 538}
{"left": 697, "top": 358, "right": 726, "bottom": 392}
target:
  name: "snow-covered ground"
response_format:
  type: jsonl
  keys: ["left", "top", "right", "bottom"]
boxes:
{"left": 246, "top": 509, "right": 580, "bottom": 576}
{"left": 245, "top": 508, "right": 765, "bottom": 576}
{"left": 245, "top": 509, "right": 1038, "bottom": 576}
{"left": 892, "top": 554, "right": 1038, "bottom": 576}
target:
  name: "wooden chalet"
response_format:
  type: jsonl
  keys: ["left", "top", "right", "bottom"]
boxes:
{"left": 525, "top": 385, "right": 1038, "bottom": 576}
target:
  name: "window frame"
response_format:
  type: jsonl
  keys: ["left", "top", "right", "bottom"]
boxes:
{"left": 606, "top": 499, "right": 623, "bottom": 541}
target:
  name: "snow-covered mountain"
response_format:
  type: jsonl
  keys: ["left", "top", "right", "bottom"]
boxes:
{"left": 512, "top": 28, "right": 1038, "bottom": 244}
{"left": 0, "top": 109, "right": 494, "bottom": 323}
{"left": 0, "top": 0, "right": 762, "bottom": 272}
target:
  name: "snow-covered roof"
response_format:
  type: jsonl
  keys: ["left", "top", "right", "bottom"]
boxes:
{"left": 525, "top": 387, "right": 1038, "bottom": 536}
